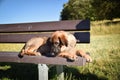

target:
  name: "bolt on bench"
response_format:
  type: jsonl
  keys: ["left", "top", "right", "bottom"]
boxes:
{"left": 0, "top": 20, "right": 90, "bottom": 80}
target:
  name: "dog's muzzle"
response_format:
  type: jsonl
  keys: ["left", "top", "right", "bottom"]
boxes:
{"left": 50, "top": 46, "right": 61, "bottom": 56}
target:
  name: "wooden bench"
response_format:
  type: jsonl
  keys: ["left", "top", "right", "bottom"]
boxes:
{"left": 0, "top": 20, "right": 90, "bottom": 80}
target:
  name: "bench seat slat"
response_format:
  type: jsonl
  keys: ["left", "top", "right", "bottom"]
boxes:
{"left": 0, "top": 20, "right": 90, "bottom": 32}
{"left": 0, "top": 52, "right": 86, "bottom": 66}
{"left": 0, "top": 32, "right": 90, "bottom": 43}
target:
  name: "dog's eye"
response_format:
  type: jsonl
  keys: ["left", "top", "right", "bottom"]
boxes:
{"left": 54, "top": 42, "right": 59, "bottom": 45}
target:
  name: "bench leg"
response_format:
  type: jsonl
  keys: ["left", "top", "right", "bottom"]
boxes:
{"left": 38, "top": 64, "right": 48, "bottom": 80}
{"left": 56, "top": 65, "right": 64, "bottom": 80}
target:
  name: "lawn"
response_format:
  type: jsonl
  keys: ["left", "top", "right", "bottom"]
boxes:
{"left": 0, "top": 20, "right": 120, "bottom": 80}
{"left": 64, "top": 34, "right": 120, "bottom": 80}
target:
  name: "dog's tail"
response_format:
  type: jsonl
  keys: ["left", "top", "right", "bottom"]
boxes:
{"left": 18, "top": 45, "right": 26, "bottom": 58}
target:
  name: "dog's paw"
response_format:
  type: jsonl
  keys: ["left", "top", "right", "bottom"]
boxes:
{"left": 84, "top": 54, "right": 92, "bottom": 62}
{"left": 35, "top": 52, "right": 41, "bottom": 56}
{"left": 68, "top": 55, "right": 78, "bottom": 62}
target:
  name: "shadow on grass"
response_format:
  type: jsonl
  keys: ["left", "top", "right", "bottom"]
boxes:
{"left": 49, "top": 65, "right": 108, "bottom": 80}
{"left": 95, "top": 21, "right": 120, "bottom": 26}
{"left": 0, "top": 62, "right": 38, "bottom": 80}
{"left": 0, "top": 63, "right": 109, "bottom": 80}
{"left": 104, "top": 21, "right": 120, "bottom": 25}
{"left": 65, "top": 66, "right": 108, "bottom": 80}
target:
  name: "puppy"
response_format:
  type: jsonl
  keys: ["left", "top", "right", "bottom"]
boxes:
{"left": 18, "top": 31, "right": 92, "bottom": 62}
{"left": 50, "top": 31, "right": 92, "bottom": 62}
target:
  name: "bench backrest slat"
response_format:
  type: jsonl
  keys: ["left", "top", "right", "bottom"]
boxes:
{"left": 0, "top": 32, "right": 90, "bottom": 43}
{"left": 0, "top": 20, "right": 90, "bottom": 32}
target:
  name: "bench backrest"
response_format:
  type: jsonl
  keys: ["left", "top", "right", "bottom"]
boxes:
{"left": 0, "top": 20, "right": 90, "bottom": 66}
{"left": 0, "top": 20, "right": 90, "bottom": 43}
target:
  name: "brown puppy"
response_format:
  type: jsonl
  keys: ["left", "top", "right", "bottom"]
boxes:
{"left": 50, "top": 31, "right": 92, "bottom": 62}
{"left": 18, "top": 31, "right": 92, "bottom": 62}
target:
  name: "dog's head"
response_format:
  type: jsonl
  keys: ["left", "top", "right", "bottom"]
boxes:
{"left": 50, "top": 31, "right": 68, "bottom": 56}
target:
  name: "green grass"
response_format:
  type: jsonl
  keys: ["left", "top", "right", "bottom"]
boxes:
{"left": 0, "top": 20, "right": 120, "bottom": 80}
{"left": 72, "top": 34, "right": 120, "bottom": 80}
{"left": 0, "top": 44, "right": 24, "bottom": 52}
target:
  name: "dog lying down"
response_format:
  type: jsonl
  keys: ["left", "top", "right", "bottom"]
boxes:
{"left": 18, "top": 31, "right": 92, "bottom": 62}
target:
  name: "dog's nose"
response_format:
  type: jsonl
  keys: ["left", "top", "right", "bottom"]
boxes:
{"left": 51, "top": 52, "right": 55, "bottom": 56}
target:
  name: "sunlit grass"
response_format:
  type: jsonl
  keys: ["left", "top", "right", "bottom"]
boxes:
{"left": 91, "top": 22, "right": 120, "bottom": 35}
{"left": 0, "top": 65, "right": 11, "bottom": 71}
{"left": 74, "top": 34, "right": 120, "bottom": 80}
{"left": 0, "top": 43, "right": 24, "bottom": 52}
{"left": 64, "top": 20, "right": 120, "bottom": 80}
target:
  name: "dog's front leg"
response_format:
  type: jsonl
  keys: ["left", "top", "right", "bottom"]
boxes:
{"left": 76, "top": 50, "right": 92, "bottom": 62}
{"left": 58, "top": 52, "right": 77, "bottom": 61}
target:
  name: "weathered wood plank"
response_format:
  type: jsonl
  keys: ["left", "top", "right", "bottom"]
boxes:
{"left": 0, "top": 32, "right": 90, "bottom": 43}
{"left": 0, "top": 20, "right": 90, "bottom": 33}
{"left": 0, "top": 52, "right": 86, "bottom": 66}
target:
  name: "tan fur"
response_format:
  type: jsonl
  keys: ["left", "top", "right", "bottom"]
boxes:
{"left": 19, "top": 37, "right": 48, "bottom": 57}
{"left": 51, "top": 31, "right": 92, "bottom": 62}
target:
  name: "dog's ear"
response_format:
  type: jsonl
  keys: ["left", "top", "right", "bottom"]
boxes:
{"left": 50, "top": 31, "right": 61, "bottom": 43}
{"left": 59, "top": 35, "right": 68, "bottom": 47}
{"left": 50, "top": 34, "right": 58, "bottom": 44}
